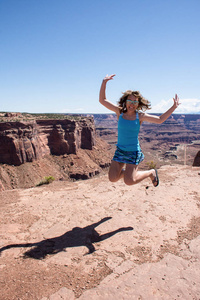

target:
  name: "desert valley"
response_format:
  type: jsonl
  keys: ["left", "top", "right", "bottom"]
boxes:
{"left": 0, "top": 112, "right": 200, "bottom": 191}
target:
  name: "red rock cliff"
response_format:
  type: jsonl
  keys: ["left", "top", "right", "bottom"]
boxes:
{"left": 0, "top": 117, "right": 95, "bottom": 166}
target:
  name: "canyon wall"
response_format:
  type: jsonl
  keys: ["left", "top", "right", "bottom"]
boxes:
{"left": 0, "top": 117, "right": 95, "bottom": 166}
{"left": 140, "top": 116, "right": 200, "bottom": 145}
{"left": 0, "top": 112, "right": 199, "bottom": 191}
{"left": 94, "top": 113, "right": 200, "bottom": 144}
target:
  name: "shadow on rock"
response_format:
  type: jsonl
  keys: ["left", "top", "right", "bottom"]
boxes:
{"left": 0, "top": 217, "right": 133, "bottom": 259}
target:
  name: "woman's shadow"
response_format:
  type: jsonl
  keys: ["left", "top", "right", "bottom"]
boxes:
{"left": 0, "top": 217, "right": 133, "bottom": 259}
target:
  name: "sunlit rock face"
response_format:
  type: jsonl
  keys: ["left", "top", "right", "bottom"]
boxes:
{"left": 0, "top": 117, "right": 95, "bottom": 166}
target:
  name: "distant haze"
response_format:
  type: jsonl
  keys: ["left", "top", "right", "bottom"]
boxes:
{"left": 151, "top": 98, "right": 200, "bottom": 114}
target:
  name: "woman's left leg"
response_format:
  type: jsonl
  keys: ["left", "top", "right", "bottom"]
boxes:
{"left": 124, "top": 164, "right": 156, "bottom": 186}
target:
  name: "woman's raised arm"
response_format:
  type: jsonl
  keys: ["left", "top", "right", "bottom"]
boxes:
{"left": 99, "top": 74, "right": 120, "bottom": 114}
{"left": 140, "top": 94, "right": 180, "bottom": 124}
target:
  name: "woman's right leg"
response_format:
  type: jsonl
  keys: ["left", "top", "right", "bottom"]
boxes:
{"left": 108, "top": 160, "right": 125, "bottom": 182}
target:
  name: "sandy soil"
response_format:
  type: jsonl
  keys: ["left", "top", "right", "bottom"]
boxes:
{"left": 0, "top": 164, "right": 200, "bottom": 300}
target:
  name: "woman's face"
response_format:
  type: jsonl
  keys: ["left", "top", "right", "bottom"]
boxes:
{"left": 126, "top": 95, "right": 139, "bottom": 111}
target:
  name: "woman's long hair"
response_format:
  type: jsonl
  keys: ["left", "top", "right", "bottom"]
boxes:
{"left": 118, "top": 90, "right": 151, "bottom": 113}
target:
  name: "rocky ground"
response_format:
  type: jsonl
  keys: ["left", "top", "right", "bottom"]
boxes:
{"left": 0, "top": 164, "right": 200, "bottom": 299}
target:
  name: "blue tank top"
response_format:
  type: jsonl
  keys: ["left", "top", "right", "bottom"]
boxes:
{"left": 117, "top": 112, "right": 141, "bottom": 151}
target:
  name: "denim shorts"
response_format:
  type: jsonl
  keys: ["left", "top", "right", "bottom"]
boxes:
{"left": 112, "top": 146, "right": 144, "bottom": 165}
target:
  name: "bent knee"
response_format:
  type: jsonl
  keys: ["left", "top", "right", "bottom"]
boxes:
{"left": 124, "top": 177, "right": 137, "bottom": 186}
{"left": 108, "top": 174, "right": 119, "bottom": 182}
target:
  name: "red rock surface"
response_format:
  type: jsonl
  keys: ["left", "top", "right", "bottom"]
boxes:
{"left": 0, "top": 115, "right": 113, "bottom": 191}
{"left": 0, "top": 165, "right": 200, "bottom": 299}
{"left": 0, "top": 117, "right": 95, "bottom": 166}
{"left": 0, "top": 137, "right": 112, "bottom": 191}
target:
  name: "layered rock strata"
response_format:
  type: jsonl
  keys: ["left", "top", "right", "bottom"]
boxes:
{"left": 0, "top": 118, "right": 95, "bottom": 166}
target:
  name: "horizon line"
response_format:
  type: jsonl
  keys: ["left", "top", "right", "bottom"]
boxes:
{"left": 1, "top": 111, "right": 200, "bottom": 115}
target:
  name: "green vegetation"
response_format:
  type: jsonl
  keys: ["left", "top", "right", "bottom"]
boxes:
{"left": 0, "top": 112, "right": 91, "bottom": 123}
{"left": 25, "top": 113, "right": 88, "bottom": 121}
{"left": 146, "top": 160, "right": 157, "bottom": 170}
{"left": 36, "top": 176, "right": 55, "bottom": 187}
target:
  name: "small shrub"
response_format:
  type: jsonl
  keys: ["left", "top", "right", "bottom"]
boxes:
{"left": 146, "top": 160, "right": 157, "bottom": 170}
{"left": 36, "top": 176, "right": 55, "bottom": 187}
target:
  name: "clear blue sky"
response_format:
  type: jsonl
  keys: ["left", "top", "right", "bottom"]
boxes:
{"left": 1, "top": 0, "right": 200, "bottom": 114}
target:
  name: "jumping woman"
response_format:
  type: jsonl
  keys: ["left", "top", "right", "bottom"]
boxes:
{"left": 99, "top": 74, "right": 180, "bottom": 187}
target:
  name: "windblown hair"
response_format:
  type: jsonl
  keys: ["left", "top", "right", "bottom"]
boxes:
{"left": 118, "top": 90, "right": 151, "bottom": 113}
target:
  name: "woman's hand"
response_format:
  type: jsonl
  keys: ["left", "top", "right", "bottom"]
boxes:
{"left": 103, "top": 74, "right": 116, "bottom": 83}
{"left": 173, "top": 94, "right": 180, "bottom": 108}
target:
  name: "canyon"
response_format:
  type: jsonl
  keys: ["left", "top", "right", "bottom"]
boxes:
{"left": 0, "top": 117, "right": 95, "bottom": 166}
{"left": 0, "top": 114, "right": 112, "bottom": 190}
{"left": 0, "top": 112, "right": 200, "bottom": 191}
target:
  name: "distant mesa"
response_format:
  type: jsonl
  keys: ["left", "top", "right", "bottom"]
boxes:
{"left": 4, "top": 112, "right": 22, "bottom": 118}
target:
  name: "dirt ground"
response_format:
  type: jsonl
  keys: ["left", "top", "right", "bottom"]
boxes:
{"left": 0, "top": 164, "right": 200, "bottom": 299}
